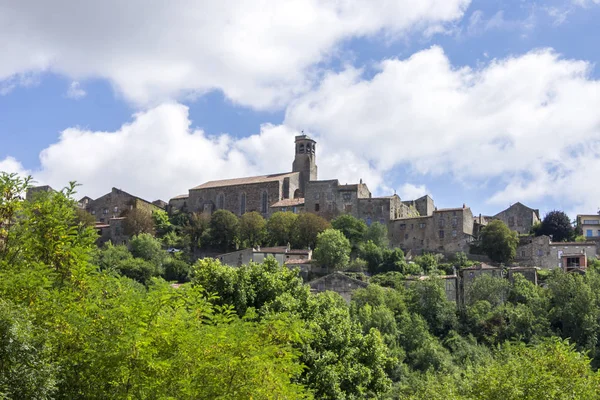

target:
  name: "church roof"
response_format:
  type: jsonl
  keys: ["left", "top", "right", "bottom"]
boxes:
{"left": 191, "top": 172, "right": 298, "bottom": 190}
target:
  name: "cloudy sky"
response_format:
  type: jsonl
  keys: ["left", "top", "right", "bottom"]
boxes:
{"left": 1, "top": 0, "right": 599, "bottom": 218}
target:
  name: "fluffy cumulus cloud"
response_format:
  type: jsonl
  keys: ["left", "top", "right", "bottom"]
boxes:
{"left": 29, "top": 103, "right": 299, "bottom": 201}
{"left": 284, "top": 46, "right": 600, "bottom": 213}
{"left": 0, "top": 157, "right": 30, "bottom": 176}
{"left": 0, "top": 0, "right": 469, "bottom": 109}
{"left": 398, "top": 183, "right": 429, "bottom": 200}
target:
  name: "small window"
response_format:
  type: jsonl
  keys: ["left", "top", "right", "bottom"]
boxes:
{"left": 439, "top": 219, "right": 445, "bottom": 228}
{"left": 292, "top": 206, "right": 297, "bottom": 213}
{"left": 537, "top": 249, "right": 543, "bottom": 256}
{"left": 261, "top": 191, "right": 268, "bottom": 214}
{"left": 587, "top": 230, "right": 593, "bottom": 237}
{"left": 566, "top": 257, "right": 581, "bottom": 268}
{"left": 404, "top": 233, "right": 408, "bottom": 239}
{"left": 400, "top": 224, "right": 406, "bottom": 229}
{"left": 419, "top": 223, "right": 425, "bottom": 229}
{"left": 343, "top": 193, "right": 352, "bottom": 201}
{"left": 521, "top": 250, "right": 526, "bottom": 257}
{"left": 103, "top": 208, "right": 108, "bottom": 215}
{"left": 380, "top": 218, "right": 385, "bottom": 224}
{"left": 314, "top": 193, "right": 320, "bottom": 200}
{"left": 439, "top": 230, "right": 445, "bottom": 239}
{"left": 452, "top": 217, "right": 458, "bottom": 226}
{"left": 240, "top": 193, "right": 246, "bottom": 215}
{"left": 366, "top": 217, "right": 372, "bottom": 226}
{"left": 327, "top": 192, "right": 333, "bottom": 201}
{"left": 114, "top": 206, "right": 118, "bottom": 213}
{"left": 345, "top": 204, "right": 352, "bottom": 213}
{"left": 452, "top": 230, "right": 457, "bottom": 237}
{"left": 299, "top": 144, "right": 305, "bottom": 153}
{"left": 217, "top": 193, "right": 225, "bottom": 209}
{"left": 91, "top": 210, "right": 96, "bottom": 215}
{"left": 281, "top": 207, "right": 287, "bottom": 212}
{"left": 315, "top": 203, "right": 320, "bottom": 212}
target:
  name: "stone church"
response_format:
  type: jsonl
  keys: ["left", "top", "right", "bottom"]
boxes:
{"left": 169, "top": 135, "right": 477, "bottom": 253}
{"left": 170, "top": 135, "right": 415, "bottom": 223}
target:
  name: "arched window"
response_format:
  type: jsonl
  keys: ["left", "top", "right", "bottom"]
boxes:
{"left": 217, "top": 193, "right": 224, "bottom": 209}
{"left": 293, "top": 189, "right": 301, "bottom": 199}
{"left": 240, "top": 193, "right": 246, "bottom": 215}
{"left": 299, "top": 144, "right": 305, "bottom": 153}
{"left": 306, "top": 143, "right": 311, "bottom": 153}
{"left": 261, "top": 191, "right": 268, "bottom": 214}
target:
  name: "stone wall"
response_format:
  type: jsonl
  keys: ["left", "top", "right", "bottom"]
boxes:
{"left": 515, "top": 235, "right": 597, "bottom": 269}
{"left": 86, "top": 188, "right": 160, "bottom": 223}
{"left": 188, "top": 180, "right": 283, "bottom": 217}
{"left": 389, "top": 207, "right": 474, "bottom": 253}
{"left": 403, "top": 195, "right": 435, "bottom": 217}
{"left": 493, "top": 203, "right": 540, "bottom": 235}
{"left": 168, "top": 196, "right": 188, "bottom": 213}
{"left": 308, "top": 272, "right": 368, "bottom": 303}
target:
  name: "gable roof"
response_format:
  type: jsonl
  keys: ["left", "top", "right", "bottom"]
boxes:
{"left": 191, "top": 172, "right": 298, "bottom": 190}
{"left": 308, "top": 272, "right": 369, "bottom": 288}
{"left": 494, "top": 202, "right": 540, "bottom": 219}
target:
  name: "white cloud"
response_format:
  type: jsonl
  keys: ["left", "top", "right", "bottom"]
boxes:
{"left": 572, "top": 0, "right": 600, "bottom": 6}
{"left": 28, "top": 103, "right": 302, "bottom": 201}
{"left": 398, "top": 183, "right": 429, "bottom": 200}
{"left": 66, "top": 81, "right": 86, "bottom": 99}
{"left": 0, "top": 156, "right": 30, "bottom": 177}
{"left": 284, "top": 46, "right": 600, "bottom": 214}
{"left": 0, "top": 0, "right": 469, "bottom": 109}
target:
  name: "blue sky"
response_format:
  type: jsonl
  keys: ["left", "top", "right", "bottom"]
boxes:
{"left": 1, "top": 0, "right": 600, "bottom": 218}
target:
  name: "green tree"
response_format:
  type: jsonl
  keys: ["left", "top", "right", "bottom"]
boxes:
{"left": 538, "top": 210, "right": 575, "bottom": 242}
{"left": 122, "top": 207, "right": 156, "bottom": 236}
{"left": 480, "top": 220, "right": 518, "bottom": 263}
{"left": 331, "top": 214, "right": 367, "bottom": 248}
{"left": 182, "top": 212, "right": 210, "bottom": 251}
{"left": 365, "top": 222, "right": 389, "bottom": 248}
{"left": 359, "top": 240, "right": 384, "bottom": 273}
{"left": 313, "top": 229, "right": 351, "bottom": 270}
{"left": 292, "top": 212, "right": 330, "bottom": 249}
{"left": 209, "top": 209, "right": 239, "bottom": 251}
{"left": 130, "top": 233, "right": 166, "bottom": 267}
{"left": 151, "top": 209, "right": 172, "bottom": 237}
{"left": 239, "top": 211, "right": 267, "bottom": 247}
{"left": 266, "top": 211, "right": 298, "bottom": 246}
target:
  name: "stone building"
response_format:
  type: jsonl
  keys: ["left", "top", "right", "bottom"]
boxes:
{"left": 171, "top": 135, "right": 317, "bottom": 217}
{"left": 270, "top": 198, "right": 305, "bottom": 214}
{"left": 308, "top": 272, "right": 369, "bottom": 303}
{"left": 217, "top": 245, "right": 312, "bottom": 268}
{"left": 515, "top": 235, "right": 597, "bottom": 270}
{"left": 389, "top": 206, "right": 474, "bottom": 254}
{"left": 459, "top": 263, "right": 505, "bottom": 305}
{"left": 83, "top": 187, "right": 161, "bottom": 224}
{"left": 493, "top": 202, "right": 540, "bottom": 235}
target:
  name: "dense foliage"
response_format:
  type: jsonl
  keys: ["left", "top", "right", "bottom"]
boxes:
{"left": 1, "top": 173, "right": 600, "bottom": 399}
{"left": 480, "top": 220, "right": 519, "bottom": 263}
{"left": 537, "top": 210, "right": 575, "bottom": 242}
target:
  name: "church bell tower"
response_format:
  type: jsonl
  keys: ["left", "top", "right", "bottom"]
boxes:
{"left": 292, "top": 134, "right": 317, "bottom": 197}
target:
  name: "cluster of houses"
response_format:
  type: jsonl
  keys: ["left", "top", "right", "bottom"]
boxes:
{"left": 24, "top": 135, "right": 600, "bottom": 302}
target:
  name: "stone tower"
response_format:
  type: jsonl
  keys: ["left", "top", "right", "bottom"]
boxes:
{"left": 292, "top": 134, "right": 317, "bottom": 197}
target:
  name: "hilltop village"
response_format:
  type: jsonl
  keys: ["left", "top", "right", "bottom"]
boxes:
{"left": 27, "top": 135, "right": 600, "bottom": 301}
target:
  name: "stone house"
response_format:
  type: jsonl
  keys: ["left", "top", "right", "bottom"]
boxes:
{"left": 308, "top": 272, "right": 369, "bottom": 303}
{"left": 515, "top": 235, "right": 597, "bottom": 270}
{"left": 402, "top": 195, "right": 435, "bottom": 217}
{"left": 83, "top": 187, "right": 161, "bottom": 224}
{"left": 389, "top": 206, "right": 474, "bottom": 254}
{"left": 217, "top": 245, "right": 312, "bottom": 268}
{"left": 168, "top": 194, "right": 189, "bottom": 214}
{"left": 577, "top": 214, "right": 600, "bottom": 239}
{"left": 269, "top": 198, "right": 305, "bottom": 214}
{"left": 493, "top": 202, "right": 540, "bottom": 235}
